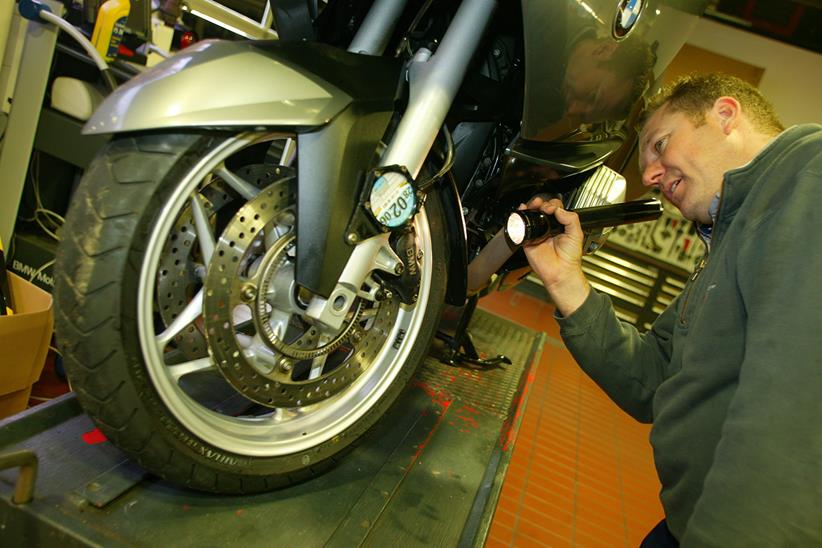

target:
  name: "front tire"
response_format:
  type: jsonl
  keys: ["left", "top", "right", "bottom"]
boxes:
{"left": 54, "top": 131, "right": 447, "bottom": 493}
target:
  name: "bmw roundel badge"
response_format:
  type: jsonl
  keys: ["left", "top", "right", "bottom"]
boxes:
{"left": 613, "top": 0, "right": 645, "bottom": 39}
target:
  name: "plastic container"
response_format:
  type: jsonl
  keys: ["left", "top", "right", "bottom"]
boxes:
{"left": 91, "top": 0, "right": 131, "bottom": 62}
{"left": 0, "top": 272, "right": 54, "bottom": 419}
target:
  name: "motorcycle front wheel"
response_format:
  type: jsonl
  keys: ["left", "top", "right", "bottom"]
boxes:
{"left": 54, "top": 131, "right": 447, "bottom": 493}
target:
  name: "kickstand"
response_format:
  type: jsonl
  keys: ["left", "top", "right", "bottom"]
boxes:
{"left": 437, "top": 294, "right": 512, "bottom": 369}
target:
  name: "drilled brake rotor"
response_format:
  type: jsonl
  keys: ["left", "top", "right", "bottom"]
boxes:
{"left": 157, "top": 165, "right": 290, "bottom": 358}
{"left": 202, "top": 176, "right": 398, "bottom": 408}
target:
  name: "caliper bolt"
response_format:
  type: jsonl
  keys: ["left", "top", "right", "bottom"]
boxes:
{"left": 394, "top": 263, "right": 404, "bottom": 275}
{"left": 241, "top": 283, "right": 257, "bottom": 303}
{"left": 279, "top": 358, "right": 292, "bottom": 372}
{"left": 350, "top": 330, "right": 362, "bottom": 344}
{"left": 346, "top": 232, "right": 359, "bottom": 244}
{"left": 376, "top": 288, "right": 393, "bottom": 301}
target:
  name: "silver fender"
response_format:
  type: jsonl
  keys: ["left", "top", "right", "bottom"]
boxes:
{"left": 83, "top": 40, "right": 351, "bottom": 135}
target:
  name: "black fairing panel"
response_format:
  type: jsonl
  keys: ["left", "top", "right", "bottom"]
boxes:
{"left": 297, "top": 107, "right": 393, "bottom": 297}
{"left": 248, "top": 41, "right": 403, "bottom": 297}
{"left": 249, "top": 40, "right": 402, "bottom": 106}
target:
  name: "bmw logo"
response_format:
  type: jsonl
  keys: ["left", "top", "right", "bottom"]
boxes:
{"left": 614, "top": 0, "right": 645, "bottom": 39}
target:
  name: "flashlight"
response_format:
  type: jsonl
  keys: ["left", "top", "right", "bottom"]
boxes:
{"left": 505, "top": 198, "right": 663, "bottom": 247}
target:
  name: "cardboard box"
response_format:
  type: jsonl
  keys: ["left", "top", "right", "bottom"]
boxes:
{"left": 0, "top": 272, "right": 54, "bottom": 419}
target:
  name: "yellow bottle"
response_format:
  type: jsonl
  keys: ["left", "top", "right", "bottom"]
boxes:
{"left": 91, "top": 0, "right": 131, "bottom": 62}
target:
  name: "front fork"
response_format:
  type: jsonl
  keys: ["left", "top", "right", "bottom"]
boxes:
{"left": 305, "top": 0, "right": 496, "bottom": 329}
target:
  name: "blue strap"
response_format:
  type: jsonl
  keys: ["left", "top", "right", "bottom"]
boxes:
{"left": 18, "top": 0, "right": 53, "bottom": 22}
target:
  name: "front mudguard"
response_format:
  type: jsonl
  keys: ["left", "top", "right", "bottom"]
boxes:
{"left": 84, "top": 40, "right": 402, "bottom": 297}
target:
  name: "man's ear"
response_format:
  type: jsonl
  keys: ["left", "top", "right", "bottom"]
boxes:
{"left": 713, "top": 96, "right": 741, "bottom": 135}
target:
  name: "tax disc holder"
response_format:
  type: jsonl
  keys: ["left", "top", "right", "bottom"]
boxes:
{"left": 368, "top": 167, "right": 418, "bottom": 229}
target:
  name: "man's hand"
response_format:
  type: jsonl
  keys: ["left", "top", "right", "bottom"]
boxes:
{"left": 521, "top": 197, "right": 591, "bottom": 317}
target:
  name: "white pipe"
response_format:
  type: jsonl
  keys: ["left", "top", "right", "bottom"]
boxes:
{"left": 38, "top": 9, "right": 109, "bottom": 72}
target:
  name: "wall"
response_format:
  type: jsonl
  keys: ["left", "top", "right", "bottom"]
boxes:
{"left": 686, "top": 17, "right": 822, "bottom": 127}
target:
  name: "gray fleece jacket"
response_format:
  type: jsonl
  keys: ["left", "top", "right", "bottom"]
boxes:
{"left": 557, "top": 124, "right": 822, "bottom": 545}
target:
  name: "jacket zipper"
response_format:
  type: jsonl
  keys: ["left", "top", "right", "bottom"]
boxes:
{"left": 678, "top": 191, "right": 725, "bottom": 325}
{"left": 678, "top": 255, "right": 707, "bottom": 324}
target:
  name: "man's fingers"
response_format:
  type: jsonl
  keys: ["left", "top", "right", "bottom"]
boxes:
{"left": 539, "top": 198, "right": 563, "bottom": 215}
{"left": 554, "top": 206, "right": 584, "bottom": 239}
{"left": 527, "top": 197, "right": 544, "bottom": 209}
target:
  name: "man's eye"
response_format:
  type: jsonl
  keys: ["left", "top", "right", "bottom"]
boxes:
{"left": 654, "top": 137, "right": 667, "bottom": 154}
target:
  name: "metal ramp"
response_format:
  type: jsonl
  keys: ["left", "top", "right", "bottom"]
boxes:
{"left": 0, "top": 309, "right": 544, "bottom": 547}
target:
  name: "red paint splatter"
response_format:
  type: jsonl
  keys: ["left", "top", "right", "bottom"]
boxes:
{"left": 412, "top": 379, "right": 452, "bottom": 412}
{"left": 453, "top": 404, "right": 480, "bottom": 431}
{"left": 235, "top": 509, "right": 245, "bottom": 517}
{"left": 409, "top": 380, "right": 452, "bottom": 466}
{"left": 81, "top": 428, "right": 107, "bottom": 445}
{"left": 182, "top": 504, "right": 191, "bottom": 512}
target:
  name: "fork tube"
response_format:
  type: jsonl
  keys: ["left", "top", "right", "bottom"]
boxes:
{"left": 380, "top": 0, "right": 497, "bottom": 177}
{"left": 348, "top": 0, "right": 409, "bottom": 55}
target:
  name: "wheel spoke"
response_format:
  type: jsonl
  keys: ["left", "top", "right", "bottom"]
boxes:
{"left": 359, "top": 308, "right": 378, "bottom": 320}
{"left": 269, "top": 308, "right": 291, "bottom": 340}
{"left": 216, "top": 165, "right": 260, "bottom": 200}
{"left": 280, "top": 138, "right": 296, "bottom": 166}
{"left": 189, "top": 193, "right": 215, "bottom": 263}
{"left": 168, "top": 357, "right": 214, "bottom": 382}
{"left": 308, "top": 334, "right": 332, "bottom": 380}
{"left": 157, "top": 289, "right": 203, "bottom": 348}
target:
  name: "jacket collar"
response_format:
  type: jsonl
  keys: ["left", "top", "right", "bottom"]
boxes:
{"left": 706, "top": 125, "right": 811, "bottom": 230}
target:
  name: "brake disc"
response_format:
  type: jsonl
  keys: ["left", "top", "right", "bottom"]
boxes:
{"left": 202, "top": 177, "right": 397, "bottom": 408}
{"left": 157, "top": 165, "right": 290, "bottom": 358}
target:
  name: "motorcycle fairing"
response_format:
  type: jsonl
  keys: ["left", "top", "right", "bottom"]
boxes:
{"left": 84, "top": 39, "right": 404, "bottom": 298}
{"left": 84, "top": 40, "right": 401, "bottom": 133}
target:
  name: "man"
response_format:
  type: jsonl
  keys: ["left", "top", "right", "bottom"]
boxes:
{"left": 523, "top": 72, "right": 822, "bottom": 545}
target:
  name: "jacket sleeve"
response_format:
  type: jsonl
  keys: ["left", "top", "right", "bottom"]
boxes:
{"left": 682, "top": 167, "right": 822, "bottom": 545}
{"left": 557, "top": 288, "right": 678, "bottom": 423}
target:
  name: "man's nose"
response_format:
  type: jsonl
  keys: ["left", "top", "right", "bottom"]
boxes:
{"left": 642, "top": 160, "right": 664, "bottom": 188}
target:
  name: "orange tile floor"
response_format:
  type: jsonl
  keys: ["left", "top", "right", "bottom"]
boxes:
{"left": 478, "top": 287, "right": 663, "bottom": 547}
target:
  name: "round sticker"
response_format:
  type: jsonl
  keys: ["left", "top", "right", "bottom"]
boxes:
{"left": 369, "top": 171, "right": 417, "bottom": 228}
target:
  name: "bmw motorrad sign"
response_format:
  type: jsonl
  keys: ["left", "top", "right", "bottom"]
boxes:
{"left": 614, "top": 0, "right": 645, "bottom": 39}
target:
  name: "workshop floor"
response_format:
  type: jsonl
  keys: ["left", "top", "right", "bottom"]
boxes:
{"left": 27, "top": 286, "right": 663, "bottom": 547}
{"left": 478, "top": 287, "right": 663, "bottom": 547}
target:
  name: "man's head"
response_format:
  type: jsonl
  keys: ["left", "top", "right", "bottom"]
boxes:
{"left": 564, "top": 36, "right": 654, "bottom": 123}
{"left": 638, "top": 73, "right": 784, "bottom": 224}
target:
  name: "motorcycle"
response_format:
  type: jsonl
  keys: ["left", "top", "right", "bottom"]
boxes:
{"left": 54, "top": 0, "right": 706, "bottom": 493}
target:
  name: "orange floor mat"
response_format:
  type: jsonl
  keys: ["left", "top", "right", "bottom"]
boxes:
{"left": 479, "top": 288, "right": 663, "bottom": 547}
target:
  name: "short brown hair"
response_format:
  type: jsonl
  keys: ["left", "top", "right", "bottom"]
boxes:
{"left": 642, "top": 73, "right": 784, "bottom": 135}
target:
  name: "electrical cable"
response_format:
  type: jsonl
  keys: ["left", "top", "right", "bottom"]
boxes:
{"left": 38, "top": 10, "right": 108, "bottom": 72}
{"left": 37, "top": 9, "right": 118, "bottom": 92}
{"left": 23, "top": 152, "right": 65, "bottom": 241}
{"left": 417, "top": 124, "right": 455, "bottom": 192}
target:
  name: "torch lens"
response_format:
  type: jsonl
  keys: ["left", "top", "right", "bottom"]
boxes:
{"left": 506, "top": 212, "right": 527, "bottom": 245}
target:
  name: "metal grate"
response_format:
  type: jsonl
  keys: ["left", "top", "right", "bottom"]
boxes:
{"left": 418, "top": 309, "right": 539, "bottom": 417}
